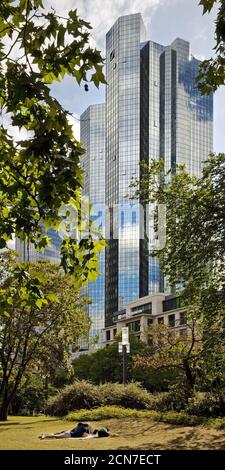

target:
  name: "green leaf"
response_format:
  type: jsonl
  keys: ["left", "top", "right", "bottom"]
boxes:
{"left": 199, "top": 0, "right": 216, "bottom": 14}
{"left": 47, "top": 292, "right": 60, "bottom": 303}
{"left": 57, "top": 24, "right": 65, "bottom": 48}
{"left": 35, "top": 298, "right": 43, "bottom": 309}
{"left": 2, "top": 206, "right": 9, "bottom": 218}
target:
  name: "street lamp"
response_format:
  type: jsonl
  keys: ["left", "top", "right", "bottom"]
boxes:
{"left": 118, "top": 327, "right": 130, "bottom": 385}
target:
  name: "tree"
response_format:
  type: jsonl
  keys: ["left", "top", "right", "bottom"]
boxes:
{"left": 11, "top": 374, "right": 47, "bottom": 416}
{"left": 72, "top": 334, "right": 175, "bottom": 391}
{"left": 197, "top": 0, "right": 225, "bottom": 93}
{"left": 130, "top": 155, "right": 225, "bottom": 392}
{"left": 131, "top": 156, "right": 225, "bottom": 292}
{"left": 0, "top": 257, "right": 91, "bottom": 420}
{"left": 133, "top": 315, "right": 203, "bottom": 395}
{"left": 73, "top": 335, "right": 148, "bottom": 383}
{"left": 0, "top": 0, "right": 106, "bottom": 307}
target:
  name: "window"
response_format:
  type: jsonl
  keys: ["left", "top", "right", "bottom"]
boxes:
{"left": 180, "top": 312, "right": 187, "bottom": 325}
{"left": 154, "top": 120, "right": 158, "bottom": 127}
{"left": 168, "top": 314, "right": 175, "bottom": 327}
{"left": 148, "top": 318, "right": 153, "bottom": 326}
{"left": 126, "top": 320, "right": 140, "bottom": 332}
{"left": 106, "top": 330, "right": 111, "bottom": 341}
{"left": 121, "top": 211, "right": 125, "bottom": 228}
{"left": 154, "top": 80, "right": 158, "bottom": 87}
{"left": 110, "top": 50, "right": 115, "bottom": 61}
{"left": 113, "top": 328, "right": 117, "bottom": 337}
{"left": 158, "top": 317, "right": 164, "bottom": 324}
{"left": 180, "top": 329, "right": 187, "bottom": 338}
{"left": 163, "top": 297, "right": 181, "bottom": 312}
{"left": 132, "top": 303, "right": 152, "bottom": 315}
{"left": 132, "top": 211, "right": 137, "bottom": 224}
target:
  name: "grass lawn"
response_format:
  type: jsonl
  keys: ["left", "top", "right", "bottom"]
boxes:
{"left": 1, "top": 416, "right": 225, "bottom": 450}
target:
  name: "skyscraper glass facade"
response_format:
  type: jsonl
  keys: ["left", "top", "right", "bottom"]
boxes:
{"left": 80, "top": 104, "right": 105, "bottom": 349}
{"left": 160, "top": 39, "right": 213, "bottom": 176}
{"left": 15, "top": 228, "right": 61, "bottom": 263}
{"left": 105, "top": 14, "right": 148, "bottom": 327}
{"left": 105, "top": 13, "right": 213, "bottom": 327}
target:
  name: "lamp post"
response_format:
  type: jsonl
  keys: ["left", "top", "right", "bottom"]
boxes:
{"left": 118, "top": 327, "right": 130, "bottom": 385}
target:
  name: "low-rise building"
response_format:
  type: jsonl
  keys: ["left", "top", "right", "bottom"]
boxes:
{"left": 104, "top": 293, "right": 187, "bottom": 346}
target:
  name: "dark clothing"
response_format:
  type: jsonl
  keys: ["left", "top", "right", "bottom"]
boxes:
{"left": 70, "top": 422, "right": 94, "bottom": 438}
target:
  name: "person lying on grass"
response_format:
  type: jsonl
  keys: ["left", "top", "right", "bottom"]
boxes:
{"left": 39, "top": 422, "right": 110, "bottom": 440}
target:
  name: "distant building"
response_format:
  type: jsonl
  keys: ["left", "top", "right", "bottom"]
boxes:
{"left": 80, "top": 104, "right": 106, "bottom": 351}
{"left": 15, "top": 228, "right": 61, "bottom": 263}
{"left": 104, "top": 293, "right": 188, "bottom": 345}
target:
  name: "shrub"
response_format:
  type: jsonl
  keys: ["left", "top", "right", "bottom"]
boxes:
{"left": 208, "top": 417, "right": 225, "bottom": 430}
{"left": 144, "top": 387, "right": 189, "bottom": 413}
{"left": 45, "top": 380, "right": 153, "bottom": 417}
{"left": 159, "top": 411, "right": 203, "bottom": 426}
{"left": 45, "top": 380, "right": 101, "bottom": 417}
{"left": 67, "top": 406, "right": 148, "bottom": 421}
{"left": 186, "top": 391, "right": 225, "bottom": 417}
{"left": 99, "top": 382, "right": 152, "bottom": 409}
{"left": 66, "top": 405, "right": 203, "bottom": 427}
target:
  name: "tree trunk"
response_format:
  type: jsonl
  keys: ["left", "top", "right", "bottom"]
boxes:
{"left": 0, "top": 400, "right": 9, "bottom": 421}
{"left": 45, "top": 375, "right": 49, "bottom": 401}
{"left": 0, "top": 378, "right": 10, "bottom": 421}
{"left": 183, "top": 359, "right": 195, "bottom": 395}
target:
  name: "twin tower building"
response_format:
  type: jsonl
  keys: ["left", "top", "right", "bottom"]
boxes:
{"left": 80, "top": 13, "right": 213, "bottom": 349}
{"left": 15, "top": 13, "right": 213, "bottom": 350}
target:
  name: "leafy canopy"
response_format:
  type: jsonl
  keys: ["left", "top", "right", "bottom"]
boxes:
{"left": 197, "top": 0, "right": 225, "bottom": 93}
{"left": 0, "top": 256, "right": 91, "bottom": 420}
{"left": 130, "top": 154, "right": 225, "bottom": 390}
{"left": 0, "top": 0, "right": 106, "bottom": 309}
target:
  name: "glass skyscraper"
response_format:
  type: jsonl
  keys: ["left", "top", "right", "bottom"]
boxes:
{"left": 80, "top": 104, "right": 105, "bottom": 349}
{"left": 160, "top": 38, "right": 213, "bottom": 176}
{"left": 105, "top": 13, "right": 213, "bottom": 327}
{"left": 105, "top": 14, "right": 148, "bottom": 327}
{"left": 15, "top": 228, "right": 61, "bottom": 263}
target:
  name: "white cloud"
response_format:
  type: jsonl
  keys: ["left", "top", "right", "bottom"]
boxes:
{"left": 1, "top": 112, "right": 31, "bottom": 142}
{"left": 44, "top": 0, "right": 165, "bottom": 49}
{"left": 68, "top": 113, "right": 80, "bottom": 140}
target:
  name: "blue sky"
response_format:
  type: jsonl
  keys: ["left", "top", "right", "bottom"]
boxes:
{"left": 48, "top": 0, "right": 225, "bottom": 152}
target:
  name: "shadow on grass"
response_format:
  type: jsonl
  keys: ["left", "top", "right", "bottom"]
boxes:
{"left": 98, "top": 419, "right": 225, "bottom": 451}
{"left": 0, "top": 422, "right": 21, "bottom": 426}
{"left": 117, "top": 427, "right": 225, "bottom": 451}
{"left": 0, "top": 418, "right": 59, "bottom": 427}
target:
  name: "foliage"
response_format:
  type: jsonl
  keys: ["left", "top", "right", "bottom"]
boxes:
{"left": 66, "top": 405, "right": 203, "bottom": 426}
{"left": 66, "top": 406, "right": 157, "bottom": 421}
{"left": 186, "top": 390, "right": 225, "bottom": 417}
{"left": 197, "top": 1, "right": 225, "bottom": 93}
{"left": 130, "top": 155, "right": 225, "bottom": 392}
{"left": 133, "top": 320, "right": 203, "bottom": 393}
{"left": 147, "top": 386, "right": 189, "bottom": 412}
{"left": 99, "top": 382, "right": 152, "bottom": 410}
{"left": 0, "top": 258, "right": 90, "bottom": 420}
{"left": 45, "top": 380, "right": 154, "bottom": 417}
{"left": 131, "top": 156, "right": 225, "bottom": 292}
{"left": 208, "top": 417, "right": 225, "bottom": 429}
{"left": 158, "top": 410, "right": 203, "bottom": 426}
{"left": 45, "top": 380, "right": 101, "bottom": 417}
{"left": 10, "top": 374, "right": 47, "bottom": 416}
{"left": 73, "top": 335, "right": 147, "bottom": 384}
{"left": 0, "top": 0, "right": 106, "bottom": 311}
{"left": 72, "top": 334, "right": 174, "bottom": 391}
